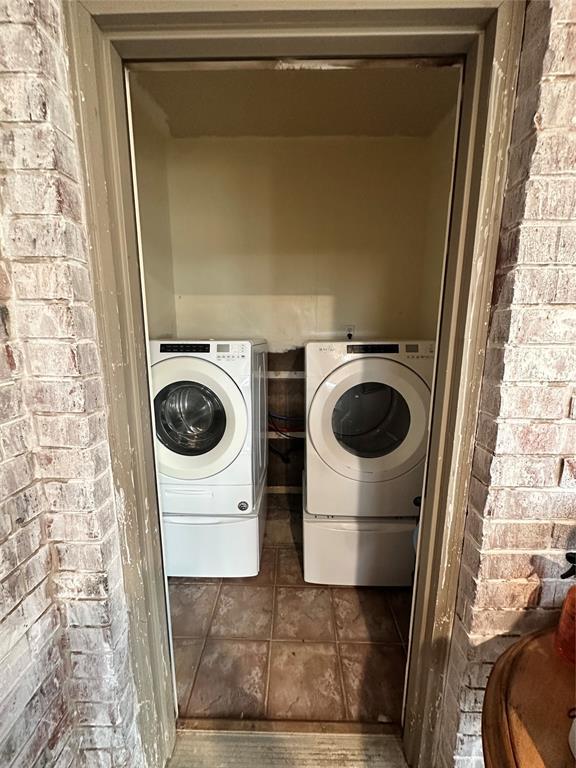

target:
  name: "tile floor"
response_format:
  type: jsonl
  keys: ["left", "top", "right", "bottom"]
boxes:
{"left": 170, "top": 495, "right": 412, "bottom": 726}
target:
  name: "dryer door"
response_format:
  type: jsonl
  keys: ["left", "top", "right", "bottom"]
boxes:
{"left": 308, "top": 358, "right": 430, "bottom": 482}
{"left": 152, "top": 356, "right": 248, "bottom": 480}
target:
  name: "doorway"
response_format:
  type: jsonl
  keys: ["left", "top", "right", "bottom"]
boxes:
{"left": 64, "top": 4, "right": 525, "bottom": 765}
{"left": 127, "top": 61, "right": 459, "bottom": 729}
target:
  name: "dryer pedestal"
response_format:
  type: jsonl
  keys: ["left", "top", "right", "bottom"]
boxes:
{"left": 303, "top": 507, "right": 417, "bottom": 587}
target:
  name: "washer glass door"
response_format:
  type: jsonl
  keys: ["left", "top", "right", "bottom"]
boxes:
{"left": 155, "top": 381, "right": 227, "bottom": 456}
{"left": 152, "top": 356, "right": 248, "bottom": 480}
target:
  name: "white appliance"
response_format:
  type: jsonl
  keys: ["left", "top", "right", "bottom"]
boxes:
{"left": 304, "top": 340, "right": 434, "bottom": 586}
{"left": 150, "top": 339, "right": 267, "bottom": 577}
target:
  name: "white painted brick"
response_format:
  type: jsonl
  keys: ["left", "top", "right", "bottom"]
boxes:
{"left": 0, "top": 545, "right": 50, "bottom": 620}
{"left": 0, "top": 73, "right": 50, "bottom": 122}
{"left": 84, "top": 750, "right": 112, "bottom": 768}
{"left": 44, "top": 472, "right": 112, "bottom": 512}
{"left": 0, "top": 381, "right": 23, "bottom": 420}
{"left": 0, "top": 124, "right": 77, "bottom": 176}
{"left": 66, "top": 598, "right": 114, "bottom": 629}
{"left": 0, "top": 0, "right": 60, "bottom": 29}
{"left": 543, "top": 23, "right": 576, "bottom": 76}
{"left": 0, "top": 170, "right": 81, "bottom": 219}
{"left": 492, "top": 420, "right": 576, "bottom": 455}
{"left": 454, "top": 734, "right": 484, "bottom": 758}
{"left": 468, "top": 607, "right": 559, "bottom": 635}
{"left": 0, "top": 630, "right": 61, "bottom": 737}
{"left": 0, "top": 415, "right": 33, "bottom": 459}
{"left": 26, "top": 376, "right": 104, "bottom": 414}
{"left": 5, "top": 218, "right": 86, "bottom": 261}
{"left": 480, "top": 448, "right": 561, "bottom": 487}
{"left": 484, "top": 520, "right": 552, "bottom": 549}
{"left": 524, "top": 177, "right": 576, "bottom": 221}
{"left": 479, "top": 550, "right": 566, "bottom": 580}
{"left": 36, "top": 442, "right": 110, "bottom": 480}
{"left": 559, "top": 456, "right": 576, "bottom": 487}
{"left": 0, "top": 453, "right": 34, "bottom": 501}
{"left": 55, "top": 532, "right": 118, "bottom": 573}
{"left": 36, "top": 411, "right": 106, "bottom": 448}
{"left": 15, "top": 303, "right": 96, "bottom": 340}
{"left": 479, "top": 383, "right": 571, "bottom": 420}
{"left": 0, "top": 24, "right": 42, "bottom": 72}
{"left": 70, "top": 644, "right": 129, "bottom": 683}
{"left": 45, "top": 502, "right": 115, "bottom": 543}
{"left": 490, "top": 308, "right": 576, "bottom": 344}
{"left": 487, "top": 486, "right": 576, "bottom": 520}
{"left": 540, "top": 578, "right": 573, "bottom": 608}
{"left": 0, "top": 262, "right": 11, "bottom": 300}
{"left": 27, "top": 340, "right": 100, "bottom": 377}
{"left": 530, "top": 131, "right": 576, "bottom": 176}
{"left": 0, "top": 516, "right": 42, "bottom": 579}
{"left": 550, "top": 521, "right": 576, "bottom": 549}
{"left": 473, "top": 578, "right": 542, "bottom": 611}
{"left": 0, "top": 341, "right": 24, "bottom": 380}
{"left": 53, "top": 571, "right": 111, "bottom": 601}
{"left": 555, "top": 268, "right": 576, "bottom": 302}
{"left": 1, "top": 480, "right": 44, "bottom": 526}
{"left": 557, "top": 226, "right": 576, "bottom": 264}
{"left": 11, "top": 262, "right": 73, "bottom": 300}
{"left": 0, "top": 580, "right": 51, "bottom": 659}
{"left": 484, "top": 345, "right": 576, "bottom": 383}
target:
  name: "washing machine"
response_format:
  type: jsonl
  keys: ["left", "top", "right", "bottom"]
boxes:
{"left": 304, "top": 340, "right": 434, "bottom": 586}
{"left": 150, "top": 339, "right": 267, "bottom": 577}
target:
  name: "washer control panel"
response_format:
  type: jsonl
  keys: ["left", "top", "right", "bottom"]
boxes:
{"left": 160, "top": 343, "right": 210, "bottom": 354}
{"left": 215, "top": 342, "right": 249, "bottom": 361}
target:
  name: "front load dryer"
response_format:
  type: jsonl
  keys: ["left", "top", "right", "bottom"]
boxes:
{"left": 150, "top": 339, "right": 267, "bottom": 577}
{"left": 304, "top": 340, "right": 434, "bottom": 586}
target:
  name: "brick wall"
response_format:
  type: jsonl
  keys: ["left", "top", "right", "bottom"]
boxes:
{"left": 438, "top": 1, "right": 576, "bottom": 765}
{"left": 1, "top": 0, "right": 574, "bottom": 767}
{"left": 0, "top": 1, "right": 143, "bottom": 766}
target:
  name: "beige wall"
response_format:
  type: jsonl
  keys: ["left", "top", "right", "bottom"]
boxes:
{"left": 131, "top": 82, "right": 177, "bottom": 338}
{"left": 165, "top": 130, "right": 456, "bottom": 350}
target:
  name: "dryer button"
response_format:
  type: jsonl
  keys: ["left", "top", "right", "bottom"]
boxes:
{"left": 238, "top": 501, "right": 249, "bottom": 511}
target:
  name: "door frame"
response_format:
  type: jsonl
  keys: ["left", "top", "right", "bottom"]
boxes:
{"left": 63, "top": 2, "right": 525, "bottom": 766}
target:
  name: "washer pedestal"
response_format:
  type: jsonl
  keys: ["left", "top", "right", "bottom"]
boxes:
{"left": 163, "top": 483, "right": 266, "bottom": 578}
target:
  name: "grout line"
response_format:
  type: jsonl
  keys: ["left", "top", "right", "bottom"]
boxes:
{"left": 263, "top": 547, "right": 279, "bottom": 717}
{"left": 183, "top": 581, "right": 223, "bottom": 716}
{"left": 386, "top": 594, "right": 407, "bottom": 650}
{"left": 329, "top": 587, "right": 351, "bottom": 722}
{"left": 388, "top": 590, "right": 413, "bottom": 653}
{"left": 199, "top": 635, "right": 404, "bottom": 645}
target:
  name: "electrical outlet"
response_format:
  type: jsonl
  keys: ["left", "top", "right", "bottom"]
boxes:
{"left": 345, "top": 325, "right": 355, "bottom": 339}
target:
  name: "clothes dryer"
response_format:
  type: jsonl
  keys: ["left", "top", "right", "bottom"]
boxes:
{"left": 304, "top": 340, "right": 434, "bottom": 586}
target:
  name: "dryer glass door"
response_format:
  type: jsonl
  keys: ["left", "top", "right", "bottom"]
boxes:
{"left": 332, "top": 382, "right": 411, "bottom": 458}
{"left": 308, "top": 358, "right": 430, "bottom": 482}
{"left": 155, "top": 381, "right": 227, "bottom": 456}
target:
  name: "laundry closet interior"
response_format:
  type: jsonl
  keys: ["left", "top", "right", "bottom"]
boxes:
{"left": 128, "top": 61, "right": 460, "bottom": 731}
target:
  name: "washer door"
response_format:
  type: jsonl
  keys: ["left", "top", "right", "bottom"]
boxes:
{"left": 152, "top": 357, "right": 248, "bottom": 480}
{"left": 308, "top": 358, "right": 430, "bottom": 482}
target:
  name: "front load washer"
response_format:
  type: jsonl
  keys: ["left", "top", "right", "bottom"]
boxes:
{"left": 304, "top": 340, "right": 434, "bottom": 586}
{"left": 150, "top": 339, "right": 267, "bottom": 577}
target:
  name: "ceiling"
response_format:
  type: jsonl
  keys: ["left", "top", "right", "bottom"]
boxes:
{"left": 133, "top": 65, "right": 461, "bottom": 138}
